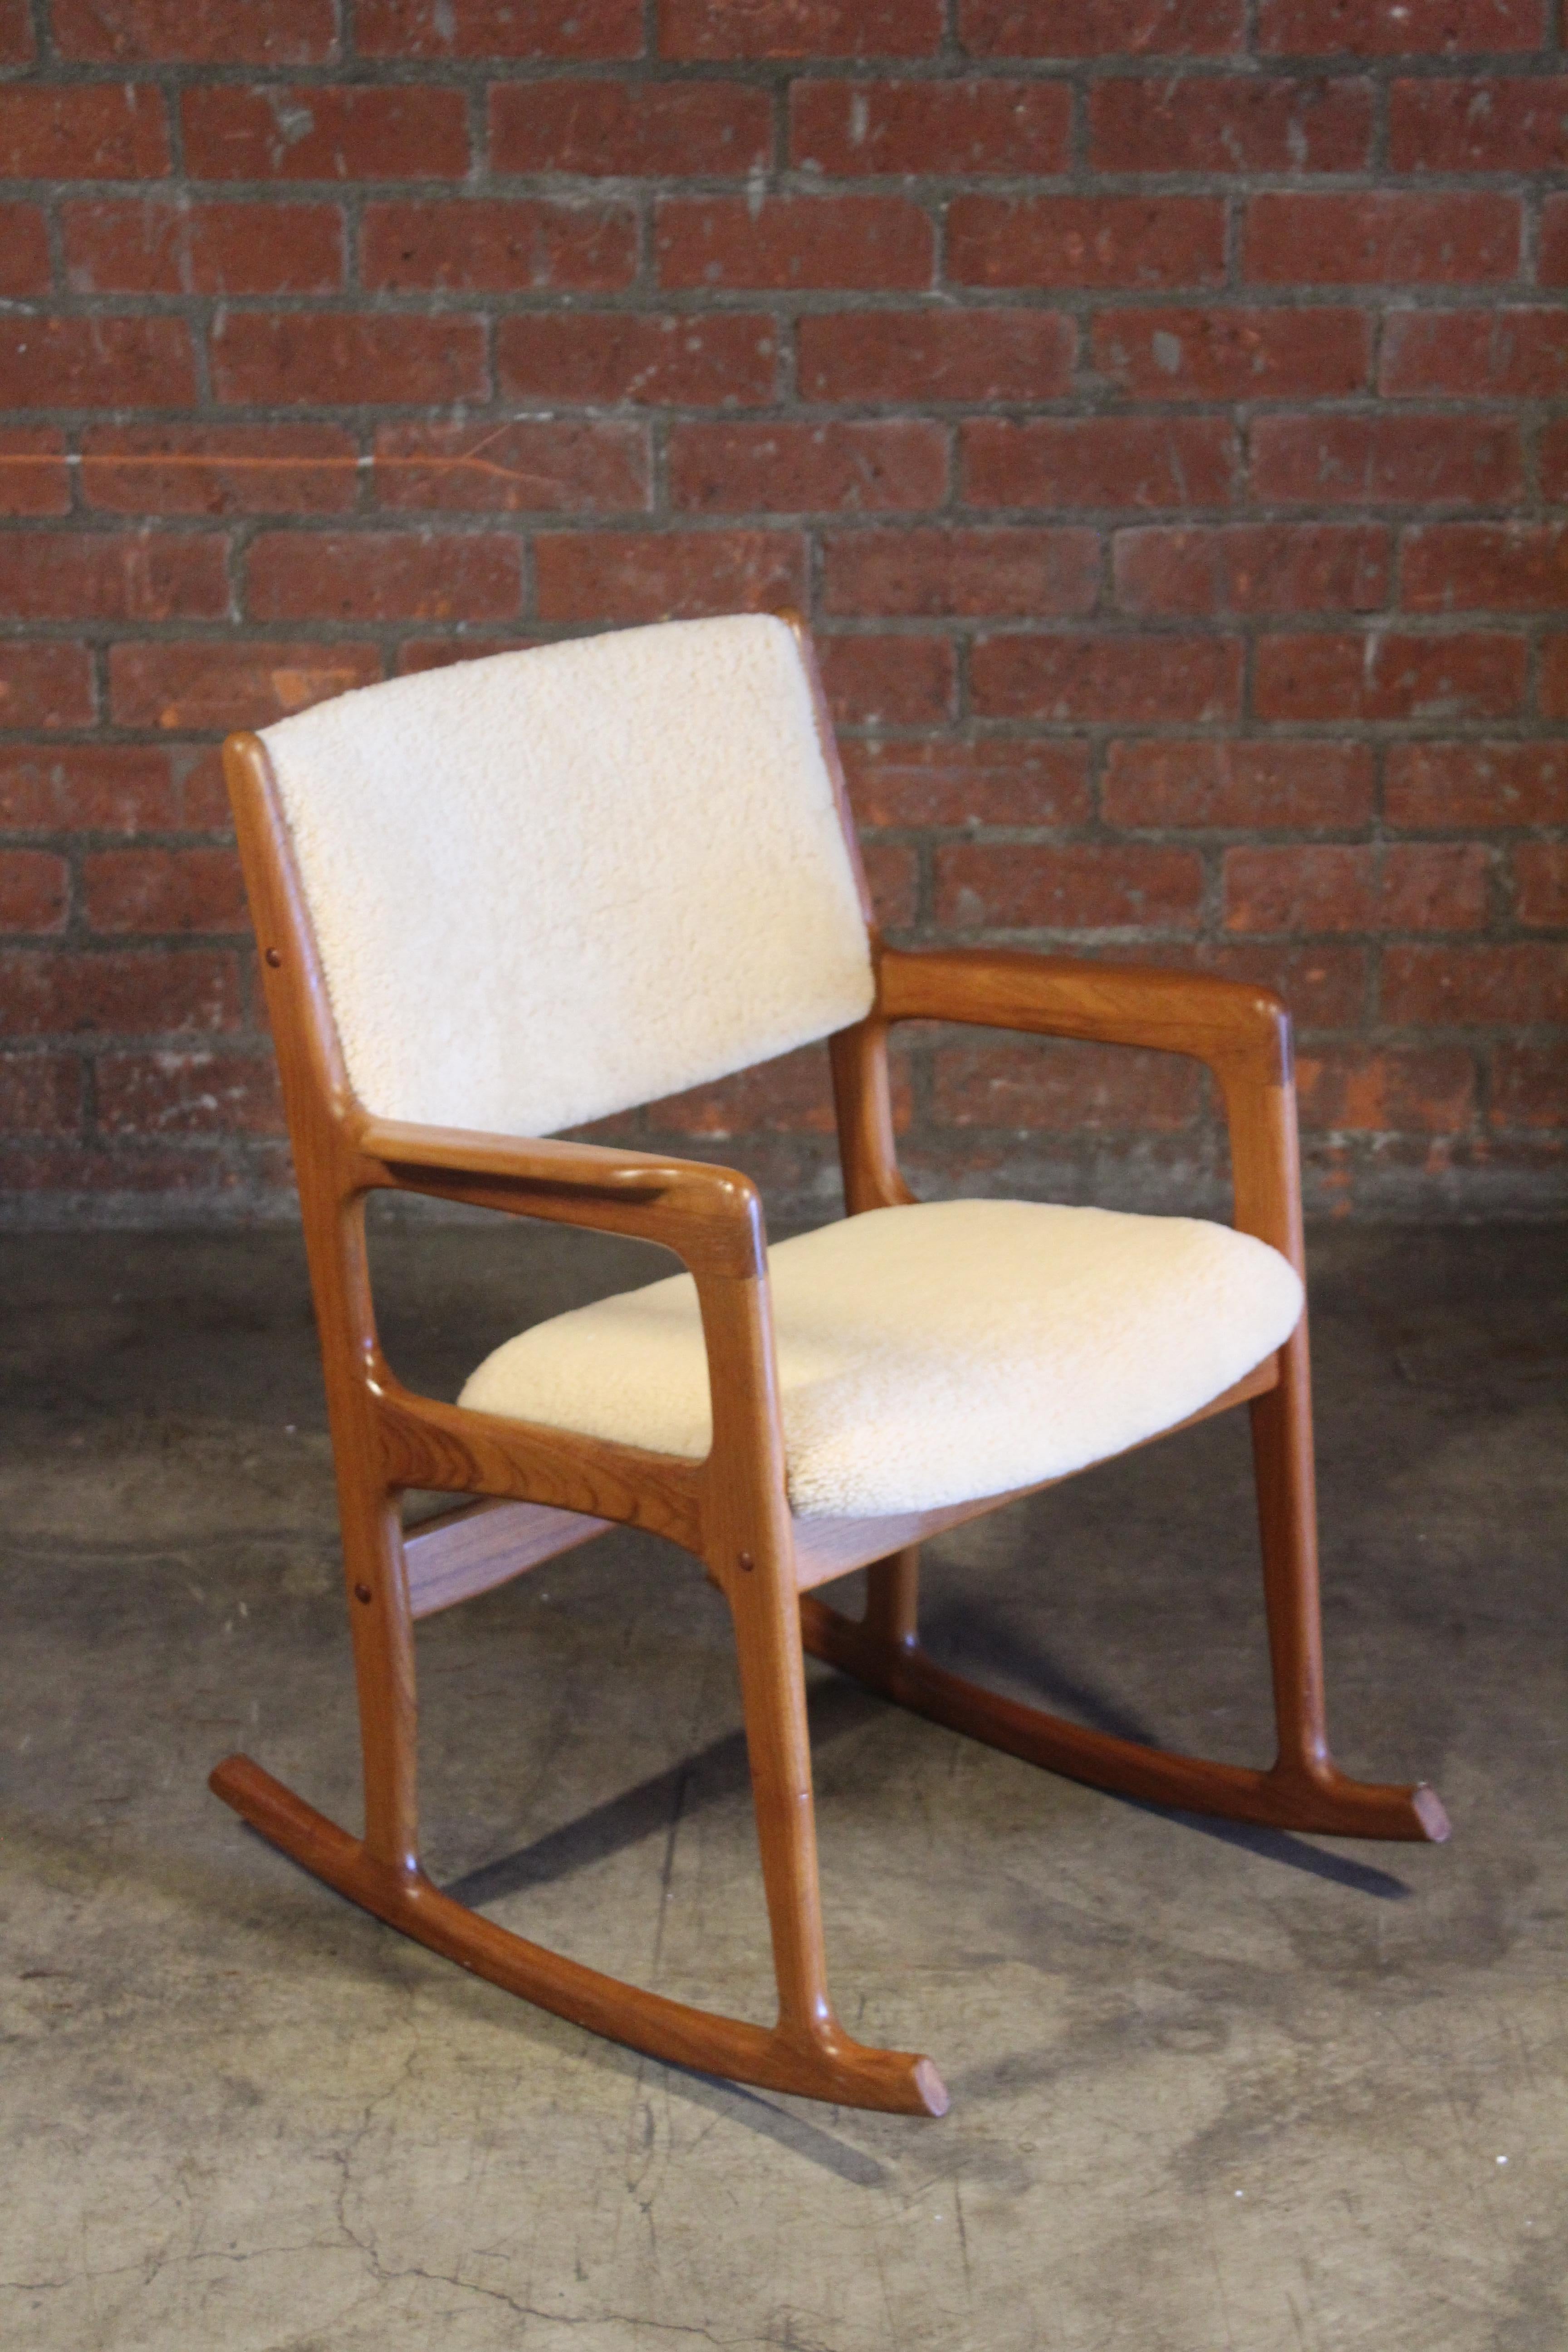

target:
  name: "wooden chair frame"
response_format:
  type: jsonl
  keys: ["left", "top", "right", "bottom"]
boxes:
{"left": 212, "top": 620, "right": 1447, "bottom": 2121}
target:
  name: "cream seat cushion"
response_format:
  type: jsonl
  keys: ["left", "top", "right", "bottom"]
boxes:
{"left": 460, "top": 1200, "right": 1304, "bottom": 1522}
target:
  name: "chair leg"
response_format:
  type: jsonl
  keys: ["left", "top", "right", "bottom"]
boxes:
{"left": 210, "top": 1479, "right": 947, "bottom": 2116}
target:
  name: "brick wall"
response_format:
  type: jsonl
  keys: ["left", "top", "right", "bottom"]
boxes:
{"left": 1, "top": 0, "right": 1564, "bottom": 1227}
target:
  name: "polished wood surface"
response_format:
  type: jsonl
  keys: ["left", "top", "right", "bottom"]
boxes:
{"left": 210, "top": 623, "right": 1445, "bottom": 2127}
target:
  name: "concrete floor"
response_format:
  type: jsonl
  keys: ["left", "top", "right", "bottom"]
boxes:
{"left": 0, "top": 1219, "right": 1564, "bottom": 2352}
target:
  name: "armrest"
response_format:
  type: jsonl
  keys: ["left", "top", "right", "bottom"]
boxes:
{"left": 354, "top": 1117, "right": 766, "bottom": 1281}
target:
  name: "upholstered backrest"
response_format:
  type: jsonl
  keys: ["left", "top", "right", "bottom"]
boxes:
{"left": 260, "top": 615, "right": 875, "bottom": 1139}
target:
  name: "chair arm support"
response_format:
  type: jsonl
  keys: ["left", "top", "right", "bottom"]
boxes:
{"left": 353, "top": 1118, "right": 766, "bottom": 1281}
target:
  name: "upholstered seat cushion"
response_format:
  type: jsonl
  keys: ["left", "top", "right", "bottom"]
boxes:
{"left": 460, "top": 1200, "right": 1304, "bottom": 1522}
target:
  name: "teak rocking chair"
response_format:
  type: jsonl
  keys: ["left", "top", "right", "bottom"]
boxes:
{"left": 214, "top": 613, "right": 1447, "bottom": 2120}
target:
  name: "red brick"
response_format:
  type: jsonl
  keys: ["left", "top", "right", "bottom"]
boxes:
{"left": 1543, "top": 635, "right": 1568, "bottom": 720}
{"left": 864, "top": 839, "right": 919, "bottom": 929}
{"left": 53, "top": 0, "right": 338, "bottom": 59}
{"left": 176, "top": 747, "right": 233, "bottom": 828}
{"left": 1489, "top": 1042, "right": 1568, "bottom": 1129}
{"left": 657, "top": 196, "right": 933, "bottom": 292}
{"left": 1387, "top": 741, "right": 1568, "bottom": 828}
{"left": 355, "top": 0, "right": 643, "bottom": 54}
{"left": 0, "top": 851, "right": 68, "bottom": 934}
{"left": 0, "top": 316, "right": 196, "bottom": 412}
{"left": 108, "top": 641, "right": 381, "bottom": 730}
{"left": 1256, "top": 632, "right": 1527, "bottom": 723}
{"left": 1223, "top": 843, "right": 1489, "bottom": 933}
{"left": 0, "top": 644, "right": 95, "bottom": 731}
{"left": 931, "top": 1039, "right": 1204, "bottom": 1129}
{"left": 1514, "top": 843, "right": 1568, "bottom": 928}
{"left": 211, "top": 312, "right": 487, "bottom": 407}
{"left": 660, "top": 0, "right": 943, "bottom": 56}
{"left": 959, "top": 0, "right": 1244, "bottom": 54}
{"left": 375, "top": 421, "right": 648, "bottom": 514}
{"left": 182, "top": 85, "right": 468, "bottom": 181}
{"left": 961, "top": 416, "right": 1235, "bottom": 510}
{"left": 1199, "top": 939, "right": 1368, "bottom": 1027}
{"left": 1102, "top": 739, "right": 1375, "bottom": 830}
{"left": 948, "top": 196, "right": 1225, "bottom": 291}
{"left": 533, "top": 529, "right": 804, "bottom": 623}
{"left": 0, "top": 1139, "right": 284, "bottom": 1193}
{"left": 490, "top": 79, "right": 770, "bottom": 176}
{"left": 96, "top": 1049, "right": 285, "bottom": 1137}
{"left": 936, "top": 842, "right": 1205, "bottom": 931}
{"left": 789, "top": 77, "right": 1070, "bottom": 175}
{"left": 1390, "top": 76, "right": 1568, "bottom": 173}
{"left": 1259, "top": 0, "right": 1545, "bottom": 51}
{"left": 1245, "top": 192, "right": 1520, "bottom": 286}
{"left": 823, "top": 526, "right": 1098, "bottom": 618}
{"left": 497, "top": 313, "right": 777, "bottom": 407}
{"left": 1382, "top": 943, "right": 1567, "bottom": 1025}
{"left": 0, "top": 427, "right": 69, "bottom": 518}
{"left": 841, "top": 737, "right": 1092, "bottom": 827}
{"left": 970, "top": 632, "right": 1243, "bottom": 723}
{"left": 1403, "top": 524, "right": 1568, "bottom": 615}
{"left": 0, "top": 83, "right": 168, "bottom": 177}
{"left": 1380, "top": 309, "right": 1568, "bottom": 399}
{"left": 1115, "top": 524, "right": 1388, "bottom": 617}
{"left": 800, "top": 311, "right": 1074, "bottom": 403}
{"left": 649, "top": 1046, "right": 842, "bottom": 1140}
{"left": 1539, "top": 196, "right": 1568, "bottom": 288}
{"left": 1094, "top": 309, "right": 1370, "bottom": 402}
{"left": 0, "top": 1, "right": 33, "bottom": 62}
{"left": 1295, "top": 1044, "right": 1476, "bottom": 1134}
{"left": 63, "top": 199, "right": 344, "bottom": 296}
{"left": 0, "top": 204, "right": 49, "bottom": 299}
{"left": 247, "top": 531, "right": 520, "bottom": 625}
{"left": 81, "top": 424, "right": 358, "bottom": 517}
{"left": 83, "top": 848, "right": 248, "bottom": 935}
{"left": 0, "top": 949, "right": 243, "bottom": 1037}
{"left": 0, "top": 1055, "right": 83, "bottom": 1137}
{"left": 362, "top": 199, "right": 635, "bottom": 294}
{"left": 0, "top": 532, "right": 229, "bottom": 623}
{"left": 1251, "top": 412, "right": 1521, "bottom": 505}
{"left": 394, "top": 636, "right": 540, "bottom": 676}
{"left": 1090, "top": 76, "right": 1371, "bottom": 173}
{"left": 816, "top": 635, "right": 956, "bottom": 725}
{"left": 1543, "top": 418, "right": 1568, "bottom": 504}
{"left": 0, "top": 746, "right": 178, "bottom": 832}
{"left": 669, "top": 421, "right": 946, "bottom": 514}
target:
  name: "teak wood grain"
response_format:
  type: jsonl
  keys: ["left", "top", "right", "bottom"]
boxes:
{"left": 210, "top": 616, "right": 1446, "bottom": 2122}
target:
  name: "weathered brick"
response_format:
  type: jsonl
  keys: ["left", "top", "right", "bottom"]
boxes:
{"left": 1386, "top": 741, "right": 1568, "bottom": 828}
{"left": 936, "top": 842, "right": 1206, "bottom": 931}
{"left": 83, "top": 848, "right": 248, "bottom": 935}
{"left": 790, "top": 78, "right": 1070, "bottom": 176}
{"left": 864, "top": 839, "right": 919, "bottom": 929}
{"left": 841, "top": 738, "right": 1092, "bottom": 827}
{"left": 1380, "top": 309, "right": 1568, "bottom": 398}
{"left": 0, "top": 532, "right": 229, "bottom": 624}
{"left": 534, "top": 529, "right": 805, "bottom": 622}
{"left": 1489, "top": 1042, "right": 1568, "bottom": 1129}
{"left": 656, "top": 196, "right": 933, "bottom": 291}
{"left": 1295, "top": 1044, "right": 1476, "bottom": 1133}
{"left": 1199, "top": 939, "right": 1368, "bottom": 1027}
{"left": 1254, "top": 632, "right": 1527, "bottom": 722}
{"left": 0, "top": 644, "right": 96, "bottom": 731}
{"left": 1382, "top": 943, "right": 1568, "bottom": 1025}
{"left": 961, "top": 416, "right": 1236, "bottom": 510}
{"left": 0, "top": 83, "right": 169, "bottom": 178}
{"left": 362, "top": 199, "right": 636, "bottom": 294}
{"left": 96, "top": 1049, "right": 285, "bottom": 1137}
{"left": 0, "top": 949, "right": 243, "bottom": 1038}
{"left": 1538, "top": 195, "right": 1568, "bottom": 289}
{"left": 1250, "top": 412, "right": 1522, "bottom": 505}
{"left": 53, "top": 0, "right": 338, "bottom": 60}
{"left": 822, "top": 527, "right": 1099, "bottom": 617}
{"left": 375, "top": 421, "right": 649, "bottom": 514}
{"left": 1093, "top": 308, "right": 1370, "bottom": 400}
{"left": 1513, "top": 843, "right": 1568, "bottom": 928}
{"left": 1223, "top": 843, "right": 1489, "bottom": 933}
{"left": 109, "top": 641, "right": 381, "bottom": 730}
{"left": 1102, "top": 739, "right": 1375, "bottom": 830}
{"left": 931, "top": 1040, "right": 1204, "bottom": 1129}
{"left": 971, "top": 632, "right": 1243, "bottom": 723}
{"left": 0, "top": 204, "right": 49, "bottom": 299}
{"left": 660, "top": 0, "right": 943, "bottom": 56}
{"left": 1541, "top": 418, "right": 1568, "bottom": 504}
{"left": 669, "top": 421, "right": 946, "bottom": 514}
{"left": 1114, "top": 524, "right": 1389, "bottom": 616}
{"left": 1258, "top": 0, "right": 1545, "bottom": 52}
{"left": 497, "top": 313, "right": 777, "bottom": 406}
{"left": 182, "top": 85, "right": 468, "bottom": 181}
{"left": 0, "top": 317, "right": 196, "bottom": 412}
{"left": 948, "top": 196, "right": 1225, "bottom": 291}
{"left": 959, "top": 0, "right": 1244, "bottom": 55}
{"left": 0, "top": 0, "right": 32, "bottom": 62}
{"left": 210, "top": 312, "right": 487, "bottom": 407}
{"left": 0, "top": 851, "right": 69, "bottom": 934}
{"left": 800, "top": 311, "right": 1075, "bottom": 402}
{"left": 354, "top": 0, "right": 644, "bottom": 54}
{"left": 490, "top": 79, "right": 770, "bottom": 176}
{"left": 815, "top": 634, "right": 957, "bottom": 726}
{"left": 1542, "top": 634, "right": 1568, "bottom": 721}
{"left": 62, "top": 198, "right": 345, "bottom": 296}
{"left": 1390, "top": 76, "right": 1568, "bottom": 173}
{"left": 0, "top": 1055, "right": 83, "bottom": 1138}
{"left": 81, "top": 424, "right": 358, "bottom": 517}
{"left": 1090, "top": 76, "right": 1372, "bottom": 173}
{"left": 1245, "top": 192, "right": 1520, "bottom": 285}
{"left": 245, "top": 531, "right": 520, "bottom": 624}
{"left": 1402, "top": 523, "right": 1568, "bottom": 614}
{"left": 0, "top": 427, "right": 70, "bottom": 518}
{"left": 0, "top": 746, "right": 179, "bottom": 832}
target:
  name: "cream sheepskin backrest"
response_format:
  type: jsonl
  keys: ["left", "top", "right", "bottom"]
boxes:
{"left": 260, "top": 615, "right": 875, "bottom": 1138}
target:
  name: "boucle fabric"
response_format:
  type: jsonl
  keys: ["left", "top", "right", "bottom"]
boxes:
{"left": 461, "top": 1199, "right": 1305, "bottom": 1520}
{"left": 260, "top": 616, "right": 874, "bottom": 1138}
